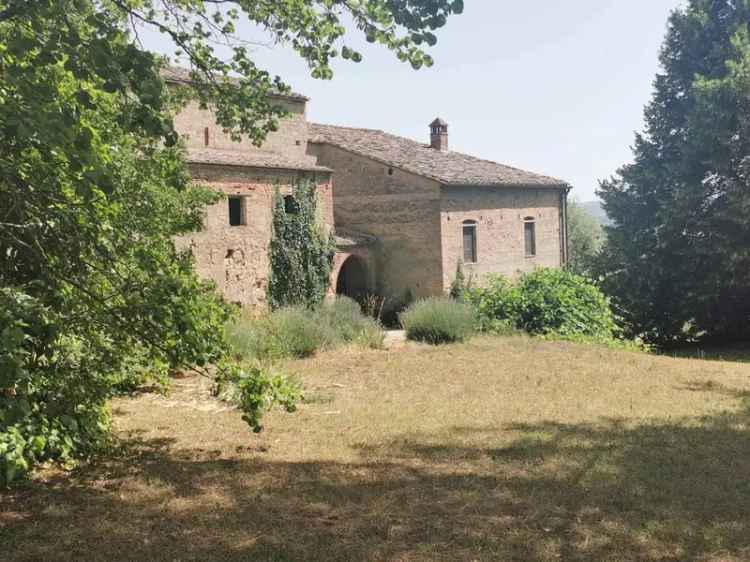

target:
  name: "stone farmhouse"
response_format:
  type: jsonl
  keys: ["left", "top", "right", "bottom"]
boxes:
{"left": 167, "top": 69, "right": 571, "bottom": 309}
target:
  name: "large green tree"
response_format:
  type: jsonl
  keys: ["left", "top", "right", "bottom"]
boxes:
{"left": 0, "top": 0, "right": 463, "bottom": 483}
{"left": 597, "top": 0, "right": 750, "bottom": 344}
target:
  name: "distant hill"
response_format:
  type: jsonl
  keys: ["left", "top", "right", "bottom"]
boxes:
{"left": 580, "top": 200, "right": 612, "bottom": 226}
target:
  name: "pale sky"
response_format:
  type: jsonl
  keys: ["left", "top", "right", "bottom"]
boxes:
{"left": 142, "top": 1, "right": 685, "bottom": 201}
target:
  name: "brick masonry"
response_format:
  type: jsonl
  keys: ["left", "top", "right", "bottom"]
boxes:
{"left": 176, "top": 163, "right": 332, "bottom": 307}
{"left": 307, "top": 142, "right": 445, "bottom": 302}
{"left": 172, "top": 92, "right": 567, "bottom": 308}
{"left": 174, "top": 98, "right": 316, "bottom": 165}
{"left": 440, "top": 186, "right": 565, "bottom": 290}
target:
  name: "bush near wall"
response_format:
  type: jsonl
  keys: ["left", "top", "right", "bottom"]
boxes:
{"left": 464, "top": 275, "right": 520, "bottom": 333}
{"left": 226, "top": 297, "right": 384, "bottom": 361}
{"left": 400, "top": 298, "right": 476, "bottom": 345}
{"left": 466, "top": 268, "right": 616, "bottom": 341}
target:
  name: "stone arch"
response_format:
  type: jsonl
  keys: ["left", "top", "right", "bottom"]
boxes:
{"left": 335, "top": 255, "right": 369, "bottom": 300}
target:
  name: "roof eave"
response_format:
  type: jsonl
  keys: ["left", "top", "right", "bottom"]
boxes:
{"left": 186, "top": 160, "right": 332, "bottom": 174}
{"left": 442, "top": 181, "right": 571, "bottom": 190}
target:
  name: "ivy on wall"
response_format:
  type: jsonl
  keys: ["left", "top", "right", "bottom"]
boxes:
{"left": 268, "top": 182, "right": 337, "bottom": 309}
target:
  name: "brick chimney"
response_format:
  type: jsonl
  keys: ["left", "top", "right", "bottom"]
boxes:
{"left": 429, "top": 117, "right": 449, "bottom": 151}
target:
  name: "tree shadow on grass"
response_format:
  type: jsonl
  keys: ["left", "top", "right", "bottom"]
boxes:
{"left": 661, "top": 342, "right": 750, "bottom": 364}
{"left": 4, "top": 384, "right": 750, "bottom": 561}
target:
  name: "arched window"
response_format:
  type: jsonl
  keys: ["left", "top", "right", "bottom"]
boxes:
{"left": 462, "top": 220, "right": 477, "bottom": 264}
{"left": 284, "top": 195, "right": 299, "bottom": 214}
{"left": 524, "top": 217, "right": 536, "bottom": 257}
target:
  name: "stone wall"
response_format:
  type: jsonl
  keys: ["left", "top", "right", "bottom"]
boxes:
{"left": 173, "top": 97, "right": 316, "bottom": 165}
{"left": 440, "top": 186, "right": 565, "bottom": 290}
{"left": 177, "top": 163, "right": 333, "bottom": 307}
{"left": 308, "top": 143, "right": 444, "bottom": 303}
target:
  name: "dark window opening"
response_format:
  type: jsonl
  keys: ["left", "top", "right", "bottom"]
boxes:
{"left": 524, "top": 219, "right": 536, "bottom": 257}
{"left": 387, "top": 167, "right": 394, "bottom": 176}
{"left": 203, "top": 127, "right": 210, "bottom": 147}
{"left": 228, "top": 196, "right": 243, "bottom": 226}
{"left": 463, "top": 221, "right": 477, "bottom": 264}
{"left": 284, "top": 195, "right": 299, "bottom": 214}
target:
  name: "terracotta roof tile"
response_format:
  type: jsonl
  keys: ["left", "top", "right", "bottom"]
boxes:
{"left": 309, "top": 123, "right": 568, "bottom": 188}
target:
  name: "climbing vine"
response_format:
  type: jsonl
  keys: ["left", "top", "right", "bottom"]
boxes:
{"left": 268, "top": 182, "right": 336, "bottom": 309}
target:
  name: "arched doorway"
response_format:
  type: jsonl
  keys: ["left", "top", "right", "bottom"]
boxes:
{"left": 336, "top": 255, "right": 369, "bottom": 300}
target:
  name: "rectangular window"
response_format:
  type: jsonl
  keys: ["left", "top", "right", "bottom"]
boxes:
{"left": 524, "top": 221, "right": 536, "bottom": 257}
{"left": 463, "top": 224, "right": 477, "bottom": 263}
{"left": 228, "top": 196, "right": 244, "bottom": 226}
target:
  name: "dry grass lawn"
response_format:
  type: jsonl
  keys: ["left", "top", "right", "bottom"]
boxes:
{"left": 3, "top": 335, "right": 750, "bottom": 561}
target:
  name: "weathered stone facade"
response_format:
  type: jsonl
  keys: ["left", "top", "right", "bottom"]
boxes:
{"left": 440, "top": 186, "right": 566, "bottom": 290}
{"left": 176, "top": 164, "right": 332, "bottom": 307}
{"left": 174, "top": 98, "right": 315, "bottom": 165}
{"left": 307, "top": 142, "right": 444, "bottom": 302}
{"left": 169, "top": 71, "right": 569, "bottom": 308}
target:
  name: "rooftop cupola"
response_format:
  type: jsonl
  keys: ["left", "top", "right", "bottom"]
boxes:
{"left": 429, "top": 117, "right": 449, "bottom": 151}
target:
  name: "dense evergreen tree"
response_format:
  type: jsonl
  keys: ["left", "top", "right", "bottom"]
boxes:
{"left": 597, "top": 0, "right": 750, "bottom": 344}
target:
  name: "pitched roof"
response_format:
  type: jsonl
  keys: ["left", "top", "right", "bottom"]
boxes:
{"left": 161, "top": 67, "right": 308, "bottom": 102}
{"left": 309, "top": 123, "right": 568, "bottom": 188}
{"left": 185, "top": 148, "right": 331, "bottom": 173}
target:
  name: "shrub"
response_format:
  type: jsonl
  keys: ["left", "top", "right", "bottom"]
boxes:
{"left": 214, "top": 362, "right": 302, "bottom": 432}
{"left": 381, "top": 288, "right": 415, "bottom": 328}
{"left": 226, "top": 307, "right": 330, "bottom": 361}
{"left": 449, "top": 261, "right": 466, "bottom": 301}
{"left": 316, "top": 297, "right": 385, "bottom": 349}
{"left": 515, "top": 268, "right": 616, "bottom": 338}
{"left": 226, "top": 297, "right": 385, "bottom": 361}
{"left": 360, "top": 293, "right": 386, "bottom": 322}
{"left": 400, "top": 298, "right": 476, "bottom": 344}
{"left": 466, "top": 274, "right": 520, "bottom": 332}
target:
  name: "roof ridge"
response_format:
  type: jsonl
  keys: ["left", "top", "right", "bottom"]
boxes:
{"left": 311, "top": 122, "right": 387, "bottom": 135}
{"left": 309, "top": 122, "right": 568, "bottom": 187}
{"left": 312, "top": 122, "right": 517, "bottom": 169}
{"left": 311, "top": 122, "right": 434, "bottom": 149}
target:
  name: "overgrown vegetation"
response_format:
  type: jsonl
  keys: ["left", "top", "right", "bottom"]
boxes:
{"left": 400, "top": 298, "right": 476, "bottom": 344}
{"left": 0, "top": 0, "right": 460, "bottom": 485}
{"left": 226, "top": 297, "right": 384, "bottom": 361}
{"left": 267, "top": 184, "right": 337, "bottom": 310}
{"left": 515, "top": 269, "right": 616, "bottom": 338}
{"left": 466, "top": 268, "right": 617, "bottom": 341}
